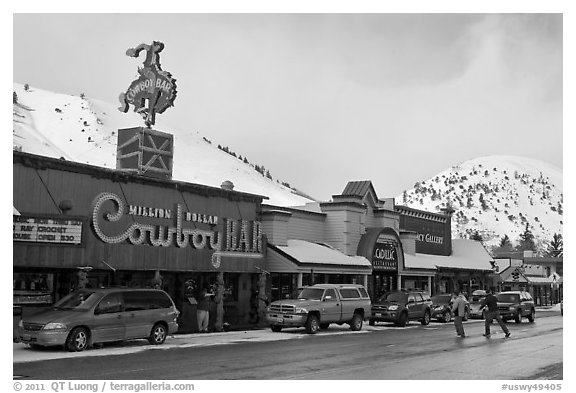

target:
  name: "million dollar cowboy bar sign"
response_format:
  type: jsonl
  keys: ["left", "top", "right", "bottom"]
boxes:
{"left": 91, "top": 192, "right": 263, "bottom": 268}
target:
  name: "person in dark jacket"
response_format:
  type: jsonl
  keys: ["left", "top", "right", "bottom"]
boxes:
{"left": 479, "top": 287, "right": 510, "bottom": 338}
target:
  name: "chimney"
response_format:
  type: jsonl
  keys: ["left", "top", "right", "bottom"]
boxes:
{"left": 221, "top": 180, "right": 234, "bottom": 191}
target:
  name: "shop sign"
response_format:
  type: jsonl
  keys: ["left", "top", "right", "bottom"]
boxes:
{"left": 91, "top": 192, "right": 263, "bottom": 268}
{"left": 415, "top": 233, "right": 444, "bottom": 244}
{"left": 13, "top": 215, "right": 83, "bottom": 245}
{"left": 372, "top": 242, "right": 398, "bottom": 271}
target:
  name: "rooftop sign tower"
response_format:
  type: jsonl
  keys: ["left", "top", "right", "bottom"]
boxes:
{"left": 116, "top": 41, "right": 177, "bottom": 180}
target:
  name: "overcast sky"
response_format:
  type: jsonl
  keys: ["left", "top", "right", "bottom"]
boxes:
{"left": 13, "top": 12, "right": 563, "bottom": 201}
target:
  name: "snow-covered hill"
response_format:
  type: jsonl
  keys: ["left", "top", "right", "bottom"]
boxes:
{"left": 13, "top": 83, "right": 314, "bottom": 207}
{"left": 396, "top": 155, "right": 563, "bottom": 249}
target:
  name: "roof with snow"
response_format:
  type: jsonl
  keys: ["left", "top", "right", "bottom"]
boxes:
{"left": 267, "top": 239, "right": 372, "bottom": 274}
{"left": 404, "top": 239, "right": 494, "bottom": 271}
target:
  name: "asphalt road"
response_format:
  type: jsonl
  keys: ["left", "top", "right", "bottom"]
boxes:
{"left": 13, "top": 312, "right": 562, "bottom": 380}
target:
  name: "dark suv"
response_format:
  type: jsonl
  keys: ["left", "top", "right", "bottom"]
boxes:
{"left": 369, "top": 290, "right": 432, "bottom": 327}
{"left": 497, "top": 291, "right": 535, "bottom": 323}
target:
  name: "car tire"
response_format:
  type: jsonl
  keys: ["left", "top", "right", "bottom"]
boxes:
{"left": 443, "top": 311, "right": 452, "bottom": 323}
{"left": 514, "top": 311, "right": 522, "bottom": 324}
{"left": 148, "top": 323, "right": 167, "bottom": 345}
{"left": 271, "top": 325, "right": 282, "bottom": 332}
{"left": 369, "top": 319, "right": 375, "bottom": 326}
{"left": 65, "top": 327, "right": 89, "bottom": 352}
{"left": 528, "top": 308, "right": 535, "bottom": 323}
{"left": 320, "top": 323, "right": 330, "bottom": 330}
{"left": 305, "top": 314, "right": 320, "bottom": 334}
{"left": 421, "top": 310, "right": 430, "bottom": 326}
{"left": 396, "top": 312, "right": 408, "bottom": 327}
{"left": 350, "top": 313, "right": 363, "bottom": 331}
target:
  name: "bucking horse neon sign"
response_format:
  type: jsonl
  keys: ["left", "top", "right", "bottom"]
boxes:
{"left": 118, "top": 41, "right": 177, "bottom": 127}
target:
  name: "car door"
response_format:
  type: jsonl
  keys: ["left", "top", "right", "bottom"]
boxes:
{"left": 321, "top": 289, "right": 341, "bottom": 322}
{"left": 406, "top": 293, "right": 418, "bottom": 319}
{"left": 123, "top": 290, "right": 154, "bottom": 340}
{"left": 91, "top": 293, "right": 126, "bottom": 343}
{"left": 413, "top": 293, "right": 424, "bottom": 318}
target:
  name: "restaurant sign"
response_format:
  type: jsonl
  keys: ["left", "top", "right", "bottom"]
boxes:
{"left": 13, "top": 215, "right": 83, "bottom": 245}
{"left": 91, "top": 192, "right": 263, "bottom": 268}
{"left": 372, "top": 242, "right": 398, "bottom": 271}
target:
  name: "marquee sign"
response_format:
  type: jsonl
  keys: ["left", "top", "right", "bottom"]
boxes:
{"left": 372, "top": 242, "right": 398, "bottom": 271}
{"left": 13, "top": 215, "right": 83, "bottom": 245}
{"left": 91, "top": 192, "right": 263, "bottom": 268}
{"left": 118, "top": 41, "right": 177, "bottom": 127}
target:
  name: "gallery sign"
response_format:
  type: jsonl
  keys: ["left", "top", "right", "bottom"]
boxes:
{"left": 372, "top": 242, "right": 398, "bottom": 271}
{"left": 91, "top": 192, "right": 263, "bottom": 268}
{"left": 13, "top": 215, "right": 83, "bottom": 245}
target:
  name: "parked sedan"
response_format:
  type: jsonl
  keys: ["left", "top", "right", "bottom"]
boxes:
{"left": 430, "top": 294, "right": 470, "bottom": 323}
{"left": 468, "top": 290, "right": 488, "bottom": 319}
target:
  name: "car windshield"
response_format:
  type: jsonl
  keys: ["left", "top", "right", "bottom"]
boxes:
{"left": 497, "top": 293, "right": 520, "bottom": 303}
{"left": 431, "top": 295, "right": 451, "bottom": 304}
{"left": 297, "top": 288, "right": 324, "bottom": 300}
{"left": 52, "top": 290, "right": 99, "bottom": 310}
{"left": 471, "top": 296, "right": 486, "bottom": 303}
{"left": 378, "top": 292, "right": 408, "bottom": 303}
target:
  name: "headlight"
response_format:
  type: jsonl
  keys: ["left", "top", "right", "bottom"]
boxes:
{"left": 295, "top": 307, "right": 308, "bottom": 314}
{"left": 43, "top": 322, "right": 68, "bottom": 330}
{"left": 388, "top": 305, "right": 399, "bottom": 311}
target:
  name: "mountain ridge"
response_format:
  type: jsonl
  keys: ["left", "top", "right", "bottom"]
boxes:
{"left": 13, "top": 83, "right": 315, "bottom": 207}
{"left": 395, "top": 155, "right": 563, "bottom": 250}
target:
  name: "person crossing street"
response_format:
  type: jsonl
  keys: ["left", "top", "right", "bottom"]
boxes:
{"left": 451, "top": 288, "right": 467, "bottom": 338}
{"left": 480, "top": 287, "right": 511, "bottom": 338}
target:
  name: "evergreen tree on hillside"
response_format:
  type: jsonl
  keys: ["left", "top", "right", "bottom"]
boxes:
{"left": 499, "top": 234, "right": 512, "bottom": 249}
{"left": 546, "top": 233, "right": 563, "bottom": 258}
{"left": 470, "top": 231, "right": 483, "bottom": 242}
{"left": 516, "top": 223, "right": 536, "bottom": 252}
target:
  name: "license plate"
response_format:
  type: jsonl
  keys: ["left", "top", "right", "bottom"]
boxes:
{"left": 22, "top": 334, "right": 31, "bottom": 341}
{"left": 375, "top": 313, "right": 382, "bottom": 317}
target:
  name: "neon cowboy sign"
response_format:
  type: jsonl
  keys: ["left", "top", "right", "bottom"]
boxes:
{"left": 91, "top": 192, "right": 263, "bottom": 268}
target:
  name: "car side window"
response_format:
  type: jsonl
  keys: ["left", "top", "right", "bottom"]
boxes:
{"left": 149, "top": 291, "right": 172, "bottom": 309}
{"left": 323, "top": 289, "right": 337, "bottom": 301}
{"left": 95, "top": 293, "right": 123, "bottom": 314}
{"left": 414, "top": 293, "right": 424, "bottom": 302}
{"left": 123, "top": 291, "right": 148, "bottom": 311}
{"left": 339, "top": 288, "right": 360, "bottom": 299}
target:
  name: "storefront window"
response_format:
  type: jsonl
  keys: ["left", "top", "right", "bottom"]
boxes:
{"left": 13, "top": 272, "right": 54, "bottom": 305}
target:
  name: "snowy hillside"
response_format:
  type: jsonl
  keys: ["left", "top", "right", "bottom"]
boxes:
{"left": 396, "top": 156, "right": 563, "bottom": 249}
{"left": 13, "top": 83, "right": 314, "bottom": 207}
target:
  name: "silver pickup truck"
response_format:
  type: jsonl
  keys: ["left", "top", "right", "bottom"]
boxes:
{"left": 265, "top": 284, "right": 371, "bottom": 334}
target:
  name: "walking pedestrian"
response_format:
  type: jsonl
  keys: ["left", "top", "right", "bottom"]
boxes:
{"left": 451, "top": 288, "right": 467, "bottom": 338}
{"left": 480, "top": 287, "right": 510, "bottom": 338}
